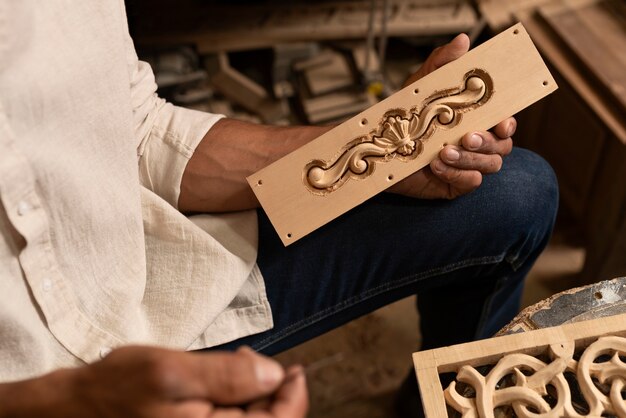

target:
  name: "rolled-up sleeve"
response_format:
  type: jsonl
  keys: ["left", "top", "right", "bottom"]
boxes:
{"left": 126, "top": 35, "right": 223, "bottom": 209}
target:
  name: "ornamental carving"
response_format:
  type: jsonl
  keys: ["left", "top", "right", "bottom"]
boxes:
{"left": 445, "top": 336, "right": 626, "bottom": 417}
{"left": 305, "top": 69, "right": 493, "bottom": 194}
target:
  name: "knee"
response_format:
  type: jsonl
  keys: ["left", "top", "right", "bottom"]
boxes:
{"left": 487, "top": 148, "right": 559, "bottom": 266}
{"left": 506, "top": 148, "right": 558, "bottom": 221}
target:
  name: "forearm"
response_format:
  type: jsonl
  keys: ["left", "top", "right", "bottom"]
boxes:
{"left": 178, "top": 118, "right": 331, "bottom": 213}
{"left": 0, "top": 369, "right": 82, "bottom": 418}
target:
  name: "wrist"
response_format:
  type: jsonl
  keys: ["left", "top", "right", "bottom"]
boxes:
{"left": 0, "top": 368, "right": 83, "bottom": 418}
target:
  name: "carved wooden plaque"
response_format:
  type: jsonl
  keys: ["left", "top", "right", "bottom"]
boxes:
{"left": 412, "top": 313, "right": 626, "bottom": 417}
{"left": 248, "top": 23, "right": 557, "bottom": 246}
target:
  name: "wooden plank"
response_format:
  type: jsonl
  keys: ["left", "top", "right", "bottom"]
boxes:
{"left": 520, "top": 9, "right": 626, "bottom": 144}
{"left": 477, "top": 0, "right": 555, "bottom": 31}
{"left": 206, "top": 53, "right": 285, "bottom": 123}
{"left": 538, "top": 1, "right": 626, "bottom": 115}
{"left": 134, "top": 0, "right": 477, "bottom": 54}
{"left": 415, "top": 367, "right": 448, "bottom": 417}
{"left": 302, "top": 91, "right": 375, "bottom": 124}
{"left": 248, "top": 23, "right": 557, "bottom": 246}
{"left": 303, "top": 51, "right": 355, "bottom": 97}
{"left": 351, "top": 43, "right": 380, "bottom": 75}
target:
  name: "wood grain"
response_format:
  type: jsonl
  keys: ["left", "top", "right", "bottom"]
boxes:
{"left": 248, "top": 23, "right": 557, "bottom": 246}
{"left": 413, "top": 313, "right": 626, "bottom": 417}
{"left": 538, "top": 1, "right": 626, "bottom": 117}
{"left": 520, "top": 8, "right": 626, "bottom": 144}
{"left": 134, "top": 0, "right": 477, "bottom": 54}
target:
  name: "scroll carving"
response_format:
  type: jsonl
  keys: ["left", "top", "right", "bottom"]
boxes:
{"left": 444, "top": 336, "right": 626, "bottom": 417}
{"left": 305, "top": 69, "right": 493, "bottom": 194}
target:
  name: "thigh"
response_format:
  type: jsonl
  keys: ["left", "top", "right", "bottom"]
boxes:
{"left": 216, "top": 148, "right": 558, "bottom": 354}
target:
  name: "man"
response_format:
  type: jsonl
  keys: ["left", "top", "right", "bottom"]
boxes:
{"left": 0, "top": 1, "right": 558, "bottom": 417}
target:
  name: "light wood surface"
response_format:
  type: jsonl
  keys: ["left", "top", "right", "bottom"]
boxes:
{"left": 413, "top": 313, "right": 626, "bottom": 417}
{"left": 248, "top": 23, "right": 557, "bottom": 246}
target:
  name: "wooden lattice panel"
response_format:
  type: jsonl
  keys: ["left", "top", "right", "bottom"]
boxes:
{"left": 413, "top": 313, "right": 626, "bottom": 417}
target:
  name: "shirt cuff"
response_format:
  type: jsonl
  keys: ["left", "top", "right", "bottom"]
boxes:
{"left": 138, "top": 104, "right": 224, "bottom": 209}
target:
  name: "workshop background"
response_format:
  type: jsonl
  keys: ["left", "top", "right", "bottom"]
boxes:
{"left": 125, "top": 0, "right": 626, "bottom": 416}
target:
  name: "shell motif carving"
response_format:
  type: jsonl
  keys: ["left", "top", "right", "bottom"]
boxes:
{"left": 444, "top": 336, "right": 626, "bottom": 417}
{"left": 305, "top": 69, "right": 493, "bottom": 194}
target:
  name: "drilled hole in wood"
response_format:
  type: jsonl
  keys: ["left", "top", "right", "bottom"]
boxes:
{"left": 513, "top": 29, "right": 519, "bottom": 35}
{"left": 287, "top": 233, "right": 292, "bottom": 239}
{"left": 594, "top": 291, "right": 603, "bottom": 300}
{"left": 387, "top": 174, "right": 394, "bottom": 181}
{"left": 360, "top": 118, "right": 368, "bottom": 126}
{"left": 543, "top": 80, "right": 549, "bottom": 86}
{"left": 413, "top": 88, "right": 419, "bottom": 95}
{"left": 256, "top": 179, "right": 263, "bottom": 186}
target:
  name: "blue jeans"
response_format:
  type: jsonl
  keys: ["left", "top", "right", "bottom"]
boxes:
{"left": 216, "top": 148, "right": 558, "bottom": 354}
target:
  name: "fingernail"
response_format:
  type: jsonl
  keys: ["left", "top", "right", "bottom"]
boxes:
{"left": 283, "top": 365, "right": 305, "bottom": 383}
{"left": 469, "top": 133, "right": 482, "bottom": 149}
{"left": 507, "top": 122, "right": 515, "bottom": 137}
{"left": 444, "top": 148, "right": 460, "bottom": 161}
{"left": 256, "top": 359, "right": 285, "bottom": 388}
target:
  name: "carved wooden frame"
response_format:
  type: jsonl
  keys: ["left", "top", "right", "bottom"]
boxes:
{"left": 248, "top": 23, "right": 557, "bottom": 246}
{"left": 413, "top": 313, "right": 626, "bottom": 417}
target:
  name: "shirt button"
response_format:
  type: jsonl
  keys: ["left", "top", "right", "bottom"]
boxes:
{"left": 42, "top": 278, "right": 53, "bottom": 292}
{"left": 17, "top": 201, "right": 33, "bottom": 216}
{"left": 100, "top": 347, "right": 112, "bottom": 359}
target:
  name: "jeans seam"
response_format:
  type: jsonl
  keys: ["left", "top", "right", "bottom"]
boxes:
{"left": 472, "top": 275, "right": 508, "bottom": 340}
{"left": 506, "top": 253, "right": 524, "bottom": 271}
{"left": 252, "top": 254, "right": 507, "bottom": 351}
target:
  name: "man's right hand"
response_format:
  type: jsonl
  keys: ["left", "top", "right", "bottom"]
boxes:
{"left": 0, "top": 346, "right": 307, "bottom": 418}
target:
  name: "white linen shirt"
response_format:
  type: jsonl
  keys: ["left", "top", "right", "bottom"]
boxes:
{"left": 0, "top": 0, "right": 272, "bottom": 382}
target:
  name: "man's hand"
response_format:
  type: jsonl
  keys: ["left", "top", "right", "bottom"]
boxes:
{"left": 179, "top": 33, "right": 515, "bottom": 212}
{"left": 389, "top": 33, "right": 515, "bottom": 200}
{"left": 0, "top": 346, "right": 307, "bottom": 418}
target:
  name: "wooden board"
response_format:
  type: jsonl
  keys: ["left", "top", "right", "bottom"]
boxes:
{"left": 412, "top": 312, "right": 626, "bottom": 417}
{"left": 205, "top": 53, "right": 285, "bottom": 123}
{"left": 477, "top": 0, "right": 555, "bottom": 31}
{"left": 519, "top": 5, "right": 626, "bottom": 144}
{"left": 304, "top": 51, "right": 355, "bottom": 97}
{"left": 538, "top": 0, "right": 626, "bottom": 122}
{"left": 134, "top": 0, "right": 477, "bottom": 54}
{"left": 248, "top": 23, "right": 557, "bottom": 246}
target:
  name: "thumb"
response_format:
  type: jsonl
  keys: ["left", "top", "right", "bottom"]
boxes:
{"left": 186, "top": 346, "right": 286, "bottom": 405}
{"left": 429, "top": 33, "right": 470, "bottom": 70}
{"left": 404, "top": 33, "right": 470, "bottom": 86}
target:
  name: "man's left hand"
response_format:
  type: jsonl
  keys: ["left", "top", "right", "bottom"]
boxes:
{"left": 389, "top": 119, "right": 515, "bottom": 200}
{"left": 388, "top": 34, "right": 515, "bottom": 200}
